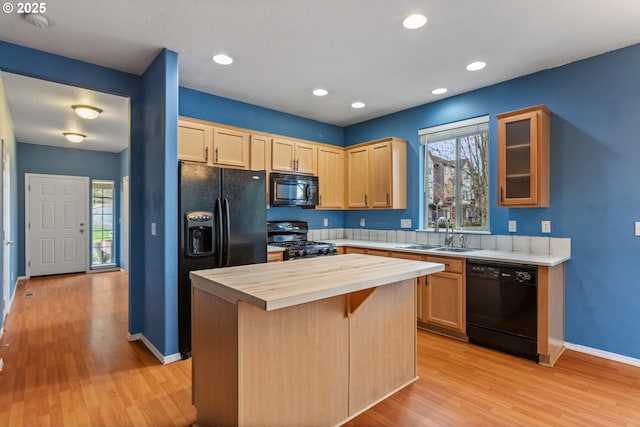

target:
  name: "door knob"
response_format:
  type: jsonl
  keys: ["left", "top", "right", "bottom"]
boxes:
{"left": 79, "top": 229, "right": 84, "bottom": 233}
{"left": 4, "top": 240, "right": 14, "bottom": 245}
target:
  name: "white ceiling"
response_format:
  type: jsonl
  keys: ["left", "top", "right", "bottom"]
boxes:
{"left": 1, "top": 0, "right": 640, "bottom": 150}
{"left": 1, "top": 72, "right": 129, "bottom": 152}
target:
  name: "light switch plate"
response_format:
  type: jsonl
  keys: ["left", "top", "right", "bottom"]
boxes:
{"left": 635, "top": 222, "right": 640, "bottom": 236}
{"left": 151, "top": 222, "right": 157, "bottom": 236}
{"left": 400, "top": 219, "right": 412, "bottom": 229}
{"left": 359, "top": 218, "right": 366, "bottom": 227}
{"left": 508, "top": 220, "right": 517, "bottom": 232}
{"left": 323, "top": 218, "right": 328, "bottom": 227}
{"left": 541, "top": 221, "right": 551, "bottom": 233}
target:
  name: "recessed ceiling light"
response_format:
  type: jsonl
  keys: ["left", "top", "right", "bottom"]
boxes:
{"left": 432, "top": 88, "right": 448, "bottom": 95}
{"left": 402, "top": 14, "right": 427, "bottom": 29}
{"left": 63, "top": 132, "right": 86, "bottom": 143}
{"left": 466, "top": 61, "right": 486, "bottom": 71}
{"left": 351, "top": 102, "right": 365, "bottom": 109}
{"left": 312, "top": 88, "right": 328, "bottom": 96}
{"left": 72, "top": 105, "right": 103, "bottom": 120}
{"left": 213, "top": 54, "right": 233, "bottom": 65}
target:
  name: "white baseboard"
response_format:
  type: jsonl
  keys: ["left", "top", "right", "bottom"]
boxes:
{"left": 7, "top": 276, "right": 25, "bottom": 315}
{"left": 565, "top": 342, "right": 640, "bottom": 368}
{"left": 127, "top": 332, "right": 182, "bottom": 365}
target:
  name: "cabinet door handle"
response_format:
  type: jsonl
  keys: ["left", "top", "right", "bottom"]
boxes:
{"left": 215, "top": 147, "right": 219, "bottom": 163}
{"left": 205, "top": 146, "right": 209, "bottom": 161}
{"left": 364, "top": 194, "right": 368, "bottom": 205}
{"left": 319, "top": 194, "right": 322, "bottom": 205}
{"left": 296, "top": 159, "right": 299, "bottom": 170}
{"left": 500, "top": 186, "right": 504, "bottom": 203}
{"left": 387, "top": 193, "right": 390, "bottom": 205}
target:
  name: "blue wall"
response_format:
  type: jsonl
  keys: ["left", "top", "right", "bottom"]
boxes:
{"left": 140, "top": 49, "right": 179, "bottom": 356}
{"left": 344, "top": 44, "right": 640, "bottom": 359}
{"left": 179, "top": 87, "right": 346, "bottom": 228}
{"left": 16, "top": 142, "right": 122, "bottom": 274}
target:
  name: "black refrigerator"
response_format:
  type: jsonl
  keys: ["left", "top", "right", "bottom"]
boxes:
{"left": 178, "top": 162, "right": 267, "bottom": 359}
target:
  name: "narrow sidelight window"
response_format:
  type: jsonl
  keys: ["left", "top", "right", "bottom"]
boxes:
{"left": 91, "top": 180, "right": 116, "bottom": 267}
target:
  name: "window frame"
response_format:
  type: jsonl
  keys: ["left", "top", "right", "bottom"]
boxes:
{"left": 91, "top": 179, "right": 116, "bottom": 268}
{"left": 420, "top": 115, "right": 490, "bottom": 232}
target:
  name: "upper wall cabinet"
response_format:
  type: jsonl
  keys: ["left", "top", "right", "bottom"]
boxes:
{"left": 317, "top": 145, "right": 344, "bottom": 209}
{"left": 212, "top": 127, "right": 250, "bottom": 169}
{"left": 346, "top": 137, "right": 407, "bottom": 209}
{"left": 271, "top": 137, "right": 317, "bottom": 175}
{"left": 178, "top": 119, "right": 212, "bottom": 163}
{"left": 497, "top": 105, "right": 551, "bottom": 207}
{"left": 249, "top": 134, "right": 270, "bottom": 171}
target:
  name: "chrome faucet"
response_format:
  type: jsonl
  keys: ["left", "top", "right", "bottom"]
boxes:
{"left": 435, "top": 217, "right": 453, "bottom": 247}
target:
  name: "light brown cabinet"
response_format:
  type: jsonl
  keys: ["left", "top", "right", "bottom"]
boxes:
{"left": 271, "top": 137, "right": 317, "bottom": 175}
{"left": 419, "top": 255, "right": 465, "bottom": 335}
{"left": 212, "top": 127, "right": 250, "bottom": 169}
{"left": 346, "top": 138, "right": 406, "bottom": 209}
{"left": 250, "top": 134, "right": 270, "bottom": 171}
{"left": 178, "top": 119, "right": 212, "bottom": 163}
{"left": 497, "top": 105, "right": 551, "bottom": 207}
{"left": 317, "top": 146, "right": 344, "bottom": 209}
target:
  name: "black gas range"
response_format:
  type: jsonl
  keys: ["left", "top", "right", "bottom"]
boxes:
{"left": 267, "top": 221, "right": 337, "bottom": 260}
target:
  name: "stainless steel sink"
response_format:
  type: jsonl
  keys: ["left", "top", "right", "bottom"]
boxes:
{"left": 401, "top": 244, "right": 441, "bottom": 250}
{"left": 434, "top": 247, "right": 476, "bottom": 253}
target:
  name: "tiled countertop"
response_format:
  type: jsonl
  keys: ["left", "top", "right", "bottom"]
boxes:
{"left": 323, "top": 239, "right": 570, "bottom": 267}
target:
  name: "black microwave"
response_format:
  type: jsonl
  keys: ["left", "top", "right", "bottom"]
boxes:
{"left": 270, "top": 173, "right": 318, "bottom": 207}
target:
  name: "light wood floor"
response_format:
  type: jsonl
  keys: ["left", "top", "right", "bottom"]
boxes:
{"left": 1, "top": 271, "right": 639, "bottom": 426}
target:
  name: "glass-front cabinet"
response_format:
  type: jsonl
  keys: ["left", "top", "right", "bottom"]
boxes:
{"left": 497, "top": 105, "right": 551, "bottom": 207}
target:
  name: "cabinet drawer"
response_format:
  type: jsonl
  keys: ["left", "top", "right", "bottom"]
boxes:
{"left": 390, "top": 251, "right": 424, "bottom": 261}
{"left": 425, "top": 255, "right": 463, "bottom": 274}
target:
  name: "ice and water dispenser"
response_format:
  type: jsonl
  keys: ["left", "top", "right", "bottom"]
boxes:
{"left": 185, "top": 211, "right": 214, "bottom": 257}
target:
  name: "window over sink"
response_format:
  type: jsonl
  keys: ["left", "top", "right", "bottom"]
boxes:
{"left": 420, "top": 116, "right": 489, "bottom": 232}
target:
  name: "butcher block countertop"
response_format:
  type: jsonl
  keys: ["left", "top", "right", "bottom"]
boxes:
{"left": 190, "top": 253, "right": 444, "bottom": 311}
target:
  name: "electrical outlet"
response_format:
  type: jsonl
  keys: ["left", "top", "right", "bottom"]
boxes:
{"left": 323, "top": 218, "right": 328, "bottom": 227}
{"left": 635, "top": 222, "right": 640, "bottom": 236}
{"left": 541, "top": 221, "right": 551, "bottom": 233}
{"left": 400, "top": 219, "right": 412, "bottom": 229}
{"left": 359, "top": 218, "right": 366, "bottom": 227}
{"left": 508, "top": 220, "right": 517, "bottom": 232}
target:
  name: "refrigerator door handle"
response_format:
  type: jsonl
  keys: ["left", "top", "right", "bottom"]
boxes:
{"left": 215, "top": 198, "right": 224, "bottom": 267}
{"left": 222, "top": 198, "right": 231, "bottom": 267}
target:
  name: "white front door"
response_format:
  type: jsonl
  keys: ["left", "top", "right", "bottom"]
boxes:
{"left": 26, "top": 174, "right": 89, "bottom": 277}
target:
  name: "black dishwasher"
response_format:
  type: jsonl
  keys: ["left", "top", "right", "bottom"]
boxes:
{"left": 466, "top": 260, "right": 538, "bottom": 361}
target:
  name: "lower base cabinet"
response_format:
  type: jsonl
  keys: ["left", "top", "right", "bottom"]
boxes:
{"left": 345, "top": 247, "right": 466, "bottom": 339}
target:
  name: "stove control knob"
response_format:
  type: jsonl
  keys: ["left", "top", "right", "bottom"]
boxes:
{"left": 328, "top": 247, "right": 336, "bottom": 253}
{"left": 297, "top": 249, "right": 306, "bottom": 257}
{"left": 319, "top": 248, "right": 327, "bottom": 255}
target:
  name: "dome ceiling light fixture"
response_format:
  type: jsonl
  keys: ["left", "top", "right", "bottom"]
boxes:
{"left": 432, "top": 88, "right": 448, "bottom": 95}
{"left": 402, "top": 13, "right": 427, "bottom": 30}
{"left": 63, "top": 132, "right": 86, "bottom": 143}
{"left": 72, "top": 104, "right": 103, "bottom": 119}
{"left": 351, "top": 102, "right": 365, "bottom": 109}
{"left": 312, "top": 88, "right": 328, "bottom": 96}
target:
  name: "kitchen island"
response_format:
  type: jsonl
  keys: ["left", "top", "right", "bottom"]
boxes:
{"left": 190, "top": 253, "right": 444, "bottom": 427}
